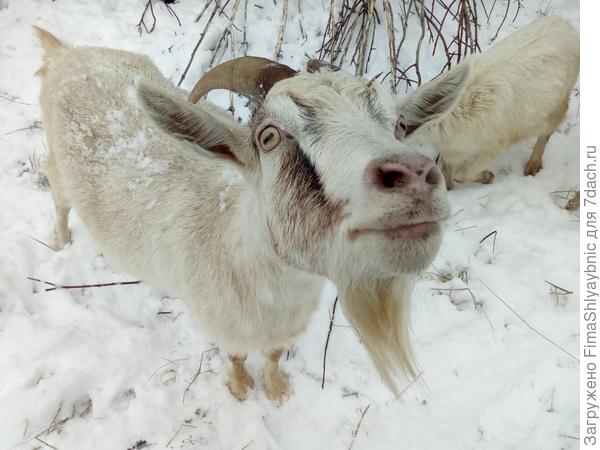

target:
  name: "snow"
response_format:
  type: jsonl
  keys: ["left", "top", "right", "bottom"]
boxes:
{"left": 0, "top": 1, "right": 579, "bottom": 449}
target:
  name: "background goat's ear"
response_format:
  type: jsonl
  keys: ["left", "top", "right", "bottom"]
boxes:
{"left": 137, "top": 82, "right": 247, "bottom": 165}
{"left": 395, "top": 62, "right": 470, "bottom": 139}
{"left": 306, "top": 59, "right": 341, "bottom": 73}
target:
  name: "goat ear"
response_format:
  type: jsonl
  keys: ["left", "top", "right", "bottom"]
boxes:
{"left": 137, "top": 82, "right": 248, "bottom": 166}
{"left": 395, "top": 62, "right": 470, "bottom": 139}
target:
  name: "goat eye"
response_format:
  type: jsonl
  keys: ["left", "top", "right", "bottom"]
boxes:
{"left": 258, "top": 126, "right": 281, "bottom": 151}
{"left": 395, "top": 116, "right": 409, "bottom": 140}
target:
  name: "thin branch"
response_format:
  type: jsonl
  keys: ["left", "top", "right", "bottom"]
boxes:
{"left": 137, "top": 0, "right": 157, "bottom": 35}
{"left": 274, "top": 0, "right": 289, "bottom": 61}
{"left": 178, "top": 0, "right": 221, "bottom": 86}
{"left": 194, "top": 0, "right": 214, "bottom": 23}
{"left": 27, "top": 277, "right": 141, "bottom": 292}
{"left": 163, "top": 0, "right": 182, "bottom": 27}
{"left": 321, "top": 296, "right": 339, "bottom": 389}
{"left": 182, "top": 347, "right": 218, "bottom": 404}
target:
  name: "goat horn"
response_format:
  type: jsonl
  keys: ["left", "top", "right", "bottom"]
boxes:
{"left": 188, "top": 56, "right": 297, "bottom": 104}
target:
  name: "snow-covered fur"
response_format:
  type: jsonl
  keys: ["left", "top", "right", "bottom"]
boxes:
{"left": 36, "top": 27, "right": 457, "bottom": 399}
{"left": 396, "top": 16, "right": 580, "bottom": 188}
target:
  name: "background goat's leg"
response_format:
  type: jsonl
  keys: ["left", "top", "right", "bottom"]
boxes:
{"left": 525, "top": 94, "right": 570, "bottom": 176}
{"left": 227, "top": 354, "right": 255, "bottom": 400}
{"left": 453, "top": 149, "right": 500, "bottom": 185}
{"left": 264, "top": 348, "right": 289, "bottom": 403}
{"left": 441, "top": 161, "right": 454, "bottom": 190}
{"left": 46, "top": 150, "right": 71, "bottom": 250}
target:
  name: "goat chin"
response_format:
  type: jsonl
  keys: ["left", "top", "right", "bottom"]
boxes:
{"left": 339, "top": 277, "right": 416, "bottom": 396}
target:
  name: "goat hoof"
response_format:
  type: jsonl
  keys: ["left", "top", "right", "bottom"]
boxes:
{"left": 227, "top": 372, "right": 255, "bottom": 401}
{"left": 53, "top": 231, "right": 71, "bottom": 251}
{"left": 265, "top": 371, "right": 290, "bottom": 404}
{"left": 479, "top": 170, "right": 495, "bottom": 184}
{"left": 524, "top": 160, "right": 542, "bottom": 176}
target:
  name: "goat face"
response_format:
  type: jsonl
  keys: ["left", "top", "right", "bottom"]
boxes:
{"left": 138, "top": 61, "right": 468, "bottom": 284}
{"left": 251, "top": 71, "right": 456, "bottom": 282}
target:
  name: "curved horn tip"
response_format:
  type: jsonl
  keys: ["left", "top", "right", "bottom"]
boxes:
{"left": 188, "top": 56, "right": 297, "bottom": 104}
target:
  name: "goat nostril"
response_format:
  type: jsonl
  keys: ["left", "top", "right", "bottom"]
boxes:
{"left": 381, "top": 169, "right": 406, "bottom": 189}
{"left": 425, "top": 167, "right": 441, "bottom": 185}
{"left": 416, "top": 169, "right": 423, "bottom": 176}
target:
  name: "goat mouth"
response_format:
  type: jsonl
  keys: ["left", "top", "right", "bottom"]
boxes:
{"left": 348, "top": 221, "right": 439, "bottom": 240}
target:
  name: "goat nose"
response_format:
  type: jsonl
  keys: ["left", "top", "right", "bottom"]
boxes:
{"left": 364, "top": 157, "right": 441, "bottom": 191}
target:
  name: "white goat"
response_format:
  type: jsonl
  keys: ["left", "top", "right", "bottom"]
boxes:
{"left": 35, "top": 27, "right": 463, "bottom": 401}
{"left": 395, "top": 16, "right": 580, "bottom": 189}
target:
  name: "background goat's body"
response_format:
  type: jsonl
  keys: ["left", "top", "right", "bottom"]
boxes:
{"left": 403, "top": 16, "right": 579, "bottom": 186}
{"left": 39, "top": 37, "right": 323, "bottom": 356}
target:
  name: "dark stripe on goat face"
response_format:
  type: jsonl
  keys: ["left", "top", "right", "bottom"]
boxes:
{"left": 274, "top": 141, "right": 344, "bottom": 251}
{"left": 276, "top": 141, "right": 327, "bottom": 207}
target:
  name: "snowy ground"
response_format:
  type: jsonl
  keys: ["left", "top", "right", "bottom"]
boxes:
{"left": 0, "top": 1, "right": 580, "bottom": 449}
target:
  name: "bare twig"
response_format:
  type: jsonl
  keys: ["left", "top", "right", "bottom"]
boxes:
{"left": 209, "top": 0, "right": 242, "bottom": 67}
{"left": 27, "top": 277, "right": 141, "bottom": 292}
{"left": 137, "top": 0, "right": 157, "bottom": 35}
{"left": 30, "top": 236, "right": 57, "bottom": 252}
{"left": 163, "top": 0, "right": 182, "bottom": 26}
{"left": 274, "top": 0, "right": 289, "bottom": 61}
{"left": 194, "top": 0, "right": 214, "bottom": 23}
{"left": 182, "top": 347, "right": 218, "bottom": 404}
{"left": 241, "top": 0, "right": 249, "bottom": 55}
{"left": 321, "top": 295, "right": 339, "bottom": 389}
{"left": 178, "top": 0, "right": 222, "bottom": 86}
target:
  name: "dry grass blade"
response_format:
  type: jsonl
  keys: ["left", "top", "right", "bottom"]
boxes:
{"left": 34, "top": 437, "right": 57, "bottom": 450}
{"left": 480, "top": 280, "right": 579, "bottom": 361}
{"left": 479, "top": 230, "right": 498, "bottom": 253}
{"left": 433, "top": 286, "right": 494, "bottom": 331}
{"left": 544, "top": 280, "right": 573, "bottom": 295}
{"left": 0, "top": 94, "right": 30, "bottom": 105}
{"left": 5, "top": 120, "right": 41, "bottom": 136}
{"left": 348, "top": 404, "right": 371, "bottom": 449}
